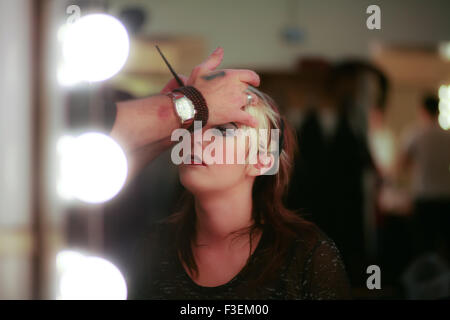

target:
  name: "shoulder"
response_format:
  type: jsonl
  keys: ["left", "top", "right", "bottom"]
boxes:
{"left": 307, "top": 226, "right": 342, "bottom": 259}
{"left": 291, "top": 223, "right": 338, "bottom": 256}
{"left": 290, "top": 223, "right": 347, "bottom": 275}
{"left": 291, "top": 224, "right": 352, "bottom": 299}
{"left": 279, "top": 223, "right": 351, "bottom": 299}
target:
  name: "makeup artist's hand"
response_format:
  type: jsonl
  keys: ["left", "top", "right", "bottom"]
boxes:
{"left": 186, "top": 47, "right": 260, "bottom": 128}
{"left": 160, "top": 75, "right": 188, "bottom": 94}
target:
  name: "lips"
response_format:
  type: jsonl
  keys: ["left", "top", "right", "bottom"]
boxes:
{"left": 184, "top": 154, "right": 207, "bottom": 166}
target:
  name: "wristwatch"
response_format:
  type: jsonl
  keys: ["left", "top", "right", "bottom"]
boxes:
{"left": 168, "top": 86, "right": 209, "bottom": 131}
{"left": 167, "top": 91, "right": 196, "bottom": 129}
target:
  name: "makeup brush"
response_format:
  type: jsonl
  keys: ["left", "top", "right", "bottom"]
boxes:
{"left": 155, "top": 45, "right": 184, "bottom": 87}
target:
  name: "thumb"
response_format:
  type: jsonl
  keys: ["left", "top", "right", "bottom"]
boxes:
{"left": 160, "top": 75, "right": 188, "bottom": 94}
{"left": 200, "top": 46, "right": 224, "bottom": 72}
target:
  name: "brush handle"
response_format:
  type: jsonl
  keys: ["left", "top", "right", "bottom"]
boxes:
{"left": 155, "top": 45, "right": 184, "bottom": 87}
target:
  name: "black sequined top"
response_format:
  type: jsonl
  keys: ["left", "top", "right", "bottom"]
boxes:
{"left": 127, "top": 220, "right": 352, "bottom": 300}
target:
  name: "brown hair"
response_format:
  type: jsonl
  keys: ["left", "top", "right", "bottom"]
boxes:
{"left": 164, "top": 88, "right": 317, "bottom": 292}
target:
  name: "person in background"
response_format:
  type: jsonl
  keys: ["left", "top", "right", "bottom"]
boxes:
{"left": 399, "top": 94, "right": 450, "bottom": 263}
{"left": 287, "top": 60, "right": 388, "bottom": 290}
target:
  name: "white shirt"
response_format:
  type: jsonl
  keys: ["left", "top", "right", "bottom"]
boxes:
{"left": 404, "top": 124, "right": 450, "bottom": 199}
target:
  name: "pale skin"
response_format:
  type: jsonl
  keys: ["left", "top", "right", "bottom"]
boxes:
{"left": 110, "top": 47, "right": 274, "bottom": 287}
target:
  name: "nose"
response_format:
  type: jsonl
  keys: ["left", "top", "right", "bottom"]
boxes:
{"left": 190, "top": 129, "right": 208, "bottom": 157}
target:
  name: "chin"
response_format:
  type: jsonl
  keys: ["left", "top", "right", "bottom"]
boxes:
{"left": 179, "top": 170, "right": 234, "bottom": 195}
{"left": 179, "top": 168, "right": 213, "bottom": 194}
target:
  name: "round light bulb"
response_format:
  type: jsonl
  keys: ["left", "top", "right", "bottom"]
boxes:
{"left": 57, "top": 251, "right": 127, "bottom": 300}
{"left": 58, "top": 132, "right": 128, "bottom": 204}
{"left": 61, "top": 14, "right": 129, "bottom": 83}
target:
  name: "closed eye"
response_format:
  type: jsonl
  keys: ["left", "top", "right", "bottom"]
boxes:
{"left": 215, "top": 122, "right": 239, "bottom": 137}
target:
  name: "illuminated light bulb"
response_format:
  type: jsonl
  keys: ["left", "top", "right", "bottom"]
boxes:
{"left": 57, "top": 251, "right": 127, "bottom": 300}
{"left": 57, "top": 63, "right": 82, "bottom": 87}
{"left": 439, "top": 42, "right": 450, "bottom": 61}
{"left": 438, "top": 112, "right": 450, "bottom": 130}
{"left": 438, "top": 85, "right": 450, "bottom": 130}
{"left": 439, "top": 85, "right": 450, "bottom": 101}
{"left": 60, "top": 14, "right": 129, "bottom": 83}
{"left": 58, "top": 132, "right": 128, "bottom": 204}
{"left": 56, "top": 250, "right": 85, "bottom": 271}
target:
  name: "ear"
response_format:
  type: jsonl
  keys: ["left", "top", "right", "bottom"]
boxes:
{"left": 247, "top": 152, "right": 275, "bottom": 177}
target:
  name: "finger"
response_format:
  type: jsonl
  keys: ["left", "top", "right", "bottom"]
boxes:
{"left": 235, "top": 111, "right": 259, "bottom": 128}
{"left": 187, "top": 66, "right": 201, "bottom": 85}
{"left": 160, "top": 74, "right": 188, "bottom": 94}
{"left": 199, "top": 46, "right": 224, "bottom": 72}
{"left": 160, "top": 78, "right": 178, "bottom": 94}
{"left": 233, "top": 69, "right": 260, "bottom": 87}
{"left": 179, "top": 74, "right": 189, "bottom": 84}
{"left": 187, "top": 47, "right": 223, "bottom": 84}
{"left": 236, "top": 87, "right": 258, "bottom": 108}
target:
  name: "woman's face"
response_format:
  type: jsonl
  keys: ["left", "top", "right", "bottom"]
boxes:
{"left": 178, "top": 122, "right": 259, "bottom": 194}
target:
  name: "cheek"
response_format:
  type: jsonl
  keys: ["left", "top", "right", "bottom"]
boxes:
{"left": 203, "top": 134, "right": 250, "bottom": 165}
{"left": 225, "top": 137, "right": 237, "bottom": 163}
{"left": 221, "top": 135, "right": 250, "bottom": 164}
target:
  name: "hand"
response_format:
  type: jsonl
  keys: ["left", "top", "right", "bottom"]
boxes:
{"left": 186, "top": 47, "right": 260, "bottom": 128}
{"left": 160, "top": 75, "right": 188, "bottom": 94}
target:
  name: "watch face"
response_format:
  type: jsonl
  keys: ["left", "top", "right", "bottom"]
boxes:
{"left": 175, "top": 97, "right": 196, "bottom": 121}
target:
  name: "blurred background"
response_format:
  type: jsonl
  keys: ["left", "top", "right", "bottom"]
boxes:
{"left": 1, "top": 0, "right": 449, "bottom": 299}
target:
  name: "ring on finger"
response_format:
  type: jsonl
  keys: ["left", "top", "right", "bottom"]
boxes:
{"left": 245, "top": 91, "right": 253, "bottom": 106}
